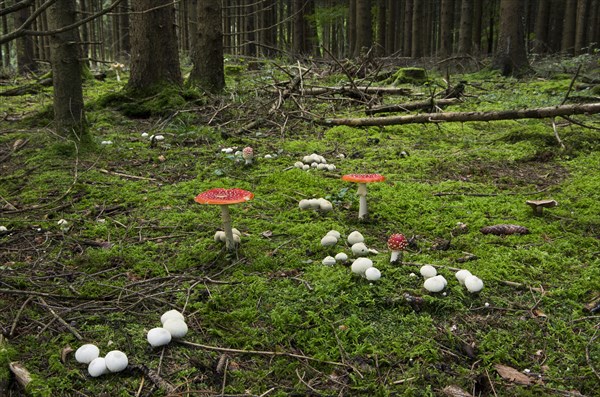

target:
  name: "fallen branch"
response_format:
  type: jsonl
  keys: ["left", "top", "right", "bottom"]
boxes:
{"left": 299, "top": 85, "right": 412, "bottom": 97}
{"left": 366, "top": 98, "right": 460, "bottom": 115}
{"left": 317, "top": 102, "right": 600, "bottom": 127}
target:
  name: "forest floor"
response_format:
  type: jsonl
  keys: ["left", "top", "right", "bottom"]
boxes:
{"left": 0, "top": 54, "right": 599, "bottom": 397}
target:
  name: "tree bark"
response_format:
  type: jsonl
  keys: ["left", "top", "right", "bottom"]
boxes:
{"left": 317, "top": 102, "right": 600, "bottom": 127}
{"left": 127, "top": 0, "right": 182, "bottom": 93}
{"left": 532, "top": 0, "right": 550, "bottom": 54}
{"left": 574, "top": 0, "right": 588, "bottom": 55}
{"left": 48, "top": 0, "right": 88, "bottom": 142}
{"left": 492, "top": 0, "right": 529, "bottom": 76}
{"left": 561, "top": 0, "right": 577, "bottom": 54}
{"left": 354, "top": 0, "right": 372, "bottom": 57}
{"left": 458, "top": 0, "right": 473, "bottom": 55}
{"left": 15, "top": 4, "right": 37, "bottom": 73}
{"left": 188, "top": 0, "right": 224, "bottom": 93}
{"left": 439, "top": 0, "right": 454, "bottom": 57}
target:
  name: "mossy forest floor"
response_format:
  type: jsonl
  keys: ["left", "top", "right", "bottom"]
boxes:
{"left": 1, "top": 56, "right": 599, "bottom": 396}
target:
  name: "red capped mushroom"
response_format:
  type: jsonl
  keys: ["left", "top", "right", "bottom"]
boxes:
{"left": 341, "top": 173, "right": 385, "bottom": 219}
{"left": 387, "top": 233, "right": 408, "bottom": 262}
{"left": 195, "top": 188, "right": 254, "bottom": 250}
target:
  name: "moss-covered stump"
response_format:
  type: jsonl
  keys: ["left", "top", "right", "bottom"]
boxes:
{"left": 388, "top": 67, "right": 428, "bottom": 85}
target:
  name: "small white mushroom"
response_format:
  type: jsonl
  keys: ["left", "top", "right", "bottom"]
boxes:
{"left": 264, "top": 154, "right": 272, "bottom": 159}
{"left": 464, "top": 275, "right": 484, "bottom": 293}
{"left": 299, "top": 199, "right": 311, "bottom": 210}
{"left": 104, "top": 350, "right": 128, "bottom": 373}
{"left": 321, "top": 235, "right": 338, "bottom": 247}
{"left": 424, "top": 276, "right": 445, "bottom": 292}
{"left": 294, "top": 161, "right": 304, "bottom": 168}
{"left": 419, "top": 265, "right": 437, "bottom": 279}
{"left": 351, "top": 242, "right": 369, "bottom": 256}
{"left": 318, "top": 199, "right": 333, "bottom": 212}
{"left": 310, "top": 162, "right": 318, "bottom": 168}
{"left": 334, "top": 252, "right": 348, "bottom": 262}
{"left": 163, "top": 318, "right": 188, "bottom": 339}
{"left": 455, "top": 269, "right": 473, "bottom": 286}
{"left": 351, "top": 257, "right": 373, "bottom": 275}
{"left": 161, "top": 309, "right": 185, "bottom": 325}
{"left": 214, "top": 231, "right": 226, "bottom": 242}
{"left": 88, "top": 357, "right": 108, "bottom": 377}
{"left": 302, "top": 164, "right": 310, "bottom": 171}
{"left": 147, "top": 327, "right": 172, "bottom": 347}
{"left": 326, "top": 230, "right": 341, "bottom": 239}
{"left": 317, "top": 163, "right": 328, "bottom": 170}
{"left": 75, "top": 344, "right": 100, "bottom": 364}
{"left": 322, "top": 256, "right": 336, "bottom": 266}
{"left": 327, "top": 164, "right": 336, "bottom": 171}
{"left": 231, "top": 228, "right": 242, "bottom": 237}
{"left": 347, "top": 231, "right": 364, "bottom": 245}
{"left": 308, "top": 199, "right": 321, "bottom": 210}
{"left": 365, "top": 267, "right": 381, "bottom": 281}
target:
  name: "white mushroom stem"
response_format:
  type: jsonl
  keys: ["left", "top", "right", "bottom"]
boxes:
{"left": 219, "top": 205, "right": 236, "bottom": 250}
{"left": 390, "top": 250, "right": 402, "bottom": 262}
{"left": 356, "top": 183, "right": 368, "bottom": 219}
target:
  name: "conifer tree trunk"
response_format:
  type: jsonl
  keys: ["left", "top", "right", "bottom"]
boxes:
{"left": 533, "top": 0, "right": 550, "bottom": 54}
{"left": 127, "top": 0, "right": 182, "bottom": 93}
{"left": 48, "top": 0, "right": 88, "bottom": 141}
{"left": 492, "top": 0, "right": 530, "bottom": 76}
{"left": 439, "top": 0, "right": 454, "bottom": 57}
{"left": 574, "top": 0, "right": 588, "bottom": 55}
{"left": 561, "top": 0, "right": 577, "bottom": 54}
{"left": 188, "top": 0, "right": 224, "bottom": 93}
{"left": 354, "top": 0, "right": 372, "bottom": 56}
{"left": 458, "top": 0, "right": 473, "bottom": 55}
{"left": 16, "top": 4, "right": 37, "bottom": 73}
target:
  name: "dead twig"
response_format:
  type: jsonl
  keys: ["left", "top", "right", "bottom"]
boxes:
{"left": 37, "top": 297, "right": 83, "bottom": 340}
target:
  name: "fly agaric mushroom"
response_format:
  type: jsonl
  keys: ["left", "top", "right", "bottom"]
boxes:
{"left": 242, "top": 147, "right": 254, "bottom": 165}
{"left": 387, "top": 233, "right": 408, "bottom": 262}
{"left": 526, "top": 199, "right": 557, "bottom": 216}
{"left": 341, "top": 174, "right": 385, "bottom": 219}
{"left": 195, "top": 188, "right": 254, "bottom": 250}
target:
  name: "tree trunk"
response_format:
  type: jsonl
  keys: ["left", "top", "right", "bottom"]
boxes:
{"left": 188, "top": 0, "right": 224, "bottom": 93}
{"left": 471, "top": 0, "right": 483, "bottom": 54}
{"left": 118, "top": 0, "right": 130, "bottom": 61}
{"left": 354, "top": 0, "right": 372, "bottom": 57}
{"left": 48, "top": 0, "right": 88, "bottom": 142}
{"left": 561, "top": 0, "right": 577, "bottom": 54}
{"left": 348, "top": 0, "right": 356, "bottom": 57}
{"left": 375, "top": 0, "right": 386, "bottom": 56}
{"left": 458, "top": 0, "right": 473, "bottom": 55}
{"left": 439, "top": 0, "right": 454, "bottom": 57}
{"left": 127, "top": 0, "right": 182, "bottom": 93}
{"left": 574, "top": 0, "right": 588, "bottom": 55}
{"left": 533, "top": 0, "right": 550, "bottom": 54}
{"left": 492, "top": 0, "right": 529, "bottom": 76}
{"left": 403, "top": 0, "right": 412, "bottom": 57}
{"left": 16, "top": 4, "right": 37, "bottom": 73}
{"left": 410, "top": 0, "right": 422, "bottom": 57}
{"left": 292, "top": 0, "right": 305, "bottom": 57}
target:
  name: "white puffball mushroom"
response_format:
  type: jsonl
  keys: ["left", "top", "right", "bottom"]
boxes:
{"left": 433, "top": 274, "right": 447, "bottom": 286}
{"left": 141, "top": 132, "right": 149, "bottom": 138}
{"left": 319, "top": 199, "right": 333, "bottom": 212}
{"left": 163, "top": 318, "right": 188, "bottom": 339}
{"left": 88, "top": 357, "right": 108, "bottom": 377}
{"left": 75, "top": 344, "right": 100, "bottom": 364}
{"left": 334, "top": 252, "right": 348, "bottom": 262}
{"left": 465, "top": 275, "right": 484, "bottom": 293}
{"left": 351, "top": 257, "right": 373, "bottom": 275}
{"left": 455, "top": 269, "right": 473, "bottom": 285}
{"left": 347, "top": 231, "right": 364, "bottom": 245}
{"left": 321, "top": 235, "right": 338, "bottom": 247}
{"left": 351, "top": 242, "right": 369, "bottom": 256}
{"left": 365, "top": 267, "right": 381, "bottom": 281}
{"left": 154, "top": 135, "right": 165, "bottom": 141}
{"left": 0, "top": 226, "right": 7, "bottom": 232}
{"left": 322, "top": 256, "right": 336, "bottom": 266}
{"left": 214, "top": 231, "right": 226, "bottom": 242}
{"left": 160, "top": 309, "right": 185, "bottom": 325}
{"left": 302, "top": 164, "right": 310, "bottom": 171}
{"left": 104, "top": 350, "right": 128, "bottom": 373}
{"left": 299, "top": 199, "right": 311, "bottom": 210}
{"left": 231, "top": 228, "right": 242, "bottom": 237}
{"left": 326, "top": 230, "right": 341, "bottom": 239}
{"left": 147, "top": 327, "right": 172, "bottom": 347}
{"left": 294, "top": 161, "right": 304, "bottom": 168}
{"left": 424, "top": 276, "right": 445, "bottom": 293}
{"left": 264, "top": 154, "right": 272, "bottom": 159}
{"left": 317, "top": 163, "right": 328, "bottom": 170}
{"left": 420, "top": 265, "right": 437, "bottom": 279}
{"left": 327, "top": 164, "right": 336, "bottom": 171}
{"left": 308, "top": 198, "right": 321, "bottom": 210}
{"left": 310, "top": 162, "right": 318, "bottom": 168}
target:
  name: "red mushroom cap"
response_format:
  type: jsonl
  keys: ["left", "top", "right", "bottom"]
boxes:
{"left": 342, "top": 173, "right": 385, "bottom": 183}
{"left": 387, "top": 233, "right": 408, "bottom": 250}
{"left": 195, "top": 188, "right": 254, "bottom": 205}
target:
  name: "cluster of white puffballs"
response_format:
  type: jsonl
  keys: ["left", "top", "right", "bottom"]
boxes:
{"left": 75, "top": 344, "right": 129, "bottom": 378}
{"left": 294, "top": 153, "right": 336, "bottom": 172}
{"left": 299, "top": 198, "right": 333, "bottom": 212}
{"left": 147, "top": 309, "right": 189, "bottom": 348}
{"left": 419, "top": 265, "right": 484, "bottom": 293}
{"left": 321, "top": 230, "right": 381, "bottom": 282}
{"left": 140, "top": 132, "right": 165, "bottom": 141}
{"left": 214, "top": 228, "right": 242, "bottom": 244}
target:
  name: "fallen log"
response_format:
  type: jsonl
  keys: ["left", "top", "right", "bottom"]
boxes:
{"left": 300, "top": 85, "right": 412, "bottom": 96}
{"left": 366, "top": 98, "right": 460, "bottom": 115}
{"left": 317, "top": 102, "right": 600, "bottom": 127}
